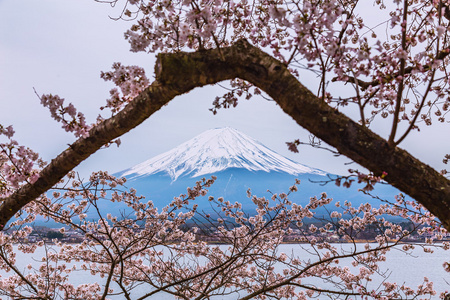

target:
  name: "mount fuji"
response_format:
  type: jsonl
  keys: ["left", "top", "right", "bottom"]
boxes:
{"left": 120, "top": 127, "right": 325, "bottom": 181}
{"left": 112, "top": 127, "right": 395, "bottom": 215}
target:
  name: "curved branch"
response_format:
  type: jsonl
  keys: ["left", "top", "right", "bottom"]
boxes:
{"left": 1, "top": 39, "right": 449, "bottom": 231}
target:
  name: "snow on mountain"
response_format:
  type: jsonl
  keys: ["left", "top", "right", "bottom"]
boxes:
{"left": 120, "top": 127, "right": 326, "bottom": 181}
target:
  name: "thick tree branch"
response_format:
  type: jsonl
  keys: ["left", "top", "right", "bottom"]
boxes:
{"left": 1, "top": 39, "right": 449, "bottom": 231}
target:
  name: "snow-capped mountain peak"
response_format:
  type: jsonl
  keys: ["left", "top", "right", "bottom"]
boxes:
{"left": 120, "top": 127, "right": 325, "bottom": 181}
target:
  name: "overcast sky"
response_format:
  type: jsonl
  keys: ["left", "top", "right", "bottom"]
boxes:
{"left": 0, "top": 0, "right": 447, "bottom": 180}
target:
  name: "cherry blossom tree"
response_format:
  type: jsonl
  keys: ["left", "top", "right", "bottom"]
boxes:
{"left": 1, "top": 0, "right": 450, "bottom": 298}
{"left": 0, "top": 174, "right": 448, "bottom": 299}
{"left": 1, "top": 0, "right": 450, "bottom": 231}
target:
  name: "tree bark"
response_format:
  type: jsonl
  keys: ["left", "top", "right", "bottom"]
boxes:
{"left": 1, "top": 39, "right": 449, "bottom": 231}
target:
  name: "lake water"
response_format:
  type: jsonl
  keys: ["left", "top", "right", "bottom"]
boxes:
{"left": 3, "top": 243, "right": 449, "bottom": 299}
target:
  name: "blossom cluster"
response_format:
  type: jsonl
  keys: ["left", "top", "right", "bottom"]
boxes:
{"left": 37, "top": 62, "right": 149, "bottom": 145}
{"left": 100, "top": 63, "right": 150, "bottom": 114}
{"left": 0, "top": 124, "right": 45, "bottom": 195}
{"left": 39, "top": 94, "right": 90, "bottom": 138}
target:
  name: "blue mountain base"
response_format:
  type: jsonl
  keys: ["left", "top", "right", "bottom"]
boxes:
{"left": 99, "top": 168, "right": 401, "bottom": 219}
